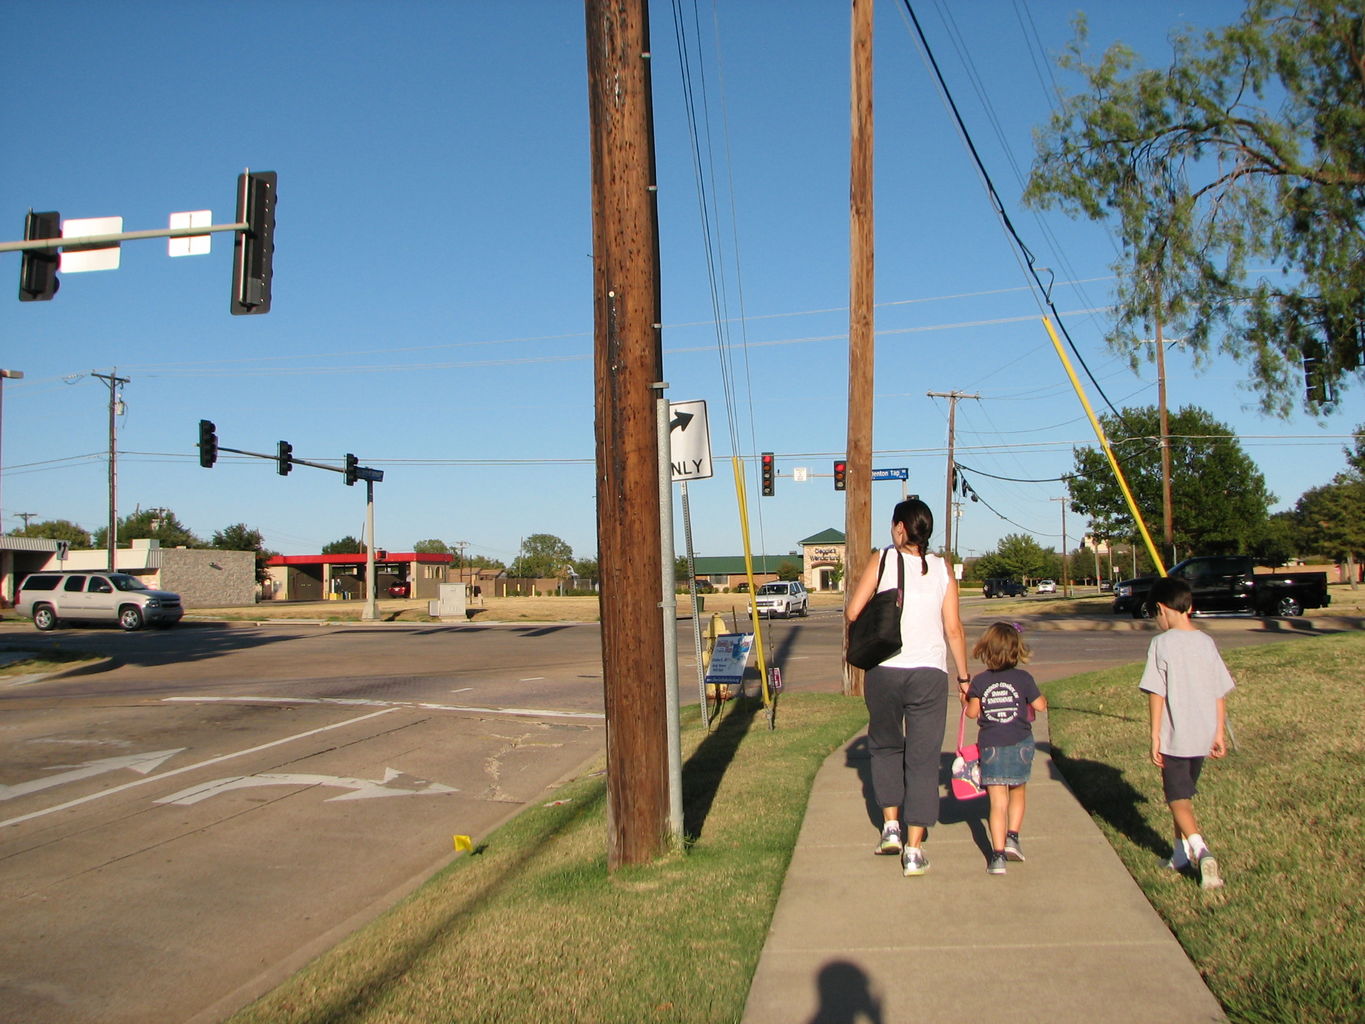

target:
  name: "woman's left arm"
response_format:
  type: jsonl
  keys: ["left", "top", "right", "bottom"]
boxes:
{"left": 941, "top": 571, "right": 969, "bottom": 694}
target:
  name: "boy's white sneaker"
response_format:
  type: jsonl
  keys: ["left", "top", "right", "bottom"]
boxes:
{"left": 1198, "top": 854, "right": 1224, "bottom": 890}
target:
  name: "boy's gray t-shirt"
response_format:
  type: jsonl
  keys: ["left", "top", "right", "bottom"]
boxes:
{"left": 1139, "top": 630, "right": 1236, "bottom": 757}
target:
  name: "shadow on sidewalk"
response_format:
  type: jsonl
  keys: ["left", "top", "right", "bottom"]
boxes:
{"left": 807, "top": 960, "right": 884, "bottom": 1024}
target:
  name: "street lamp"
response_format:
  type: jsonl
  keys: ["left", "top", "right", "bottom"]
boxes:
{"left": 0, "top": 369, "right": 24, "bottom": 536}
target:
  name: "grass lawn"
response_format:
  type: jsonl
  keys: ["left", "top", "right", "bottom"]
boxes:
{"left": 1043, "top": 631, "right": 1365, "bottom": 1024}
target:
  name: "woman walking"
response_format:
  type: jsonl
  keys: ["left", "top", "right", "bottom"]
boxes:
{"left": 846, "top": 498, "right": 969, "bottom": 876}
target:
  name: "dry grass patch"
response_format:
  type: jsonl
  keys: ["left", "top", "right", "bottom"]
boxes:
{"left": 229, "top": 693, "right": 868, "bottom": 1024}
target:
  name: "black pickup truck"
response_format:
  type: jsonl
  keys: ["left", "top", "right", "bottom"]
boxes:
{"left": 1112, "top": 556, "right": 1331, "bottom": 619}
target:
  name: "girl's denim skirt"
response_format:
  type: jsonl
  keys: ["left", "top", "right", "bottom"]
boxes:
{"left": 979, "top": 735, "right": 1035, "bottom": 787}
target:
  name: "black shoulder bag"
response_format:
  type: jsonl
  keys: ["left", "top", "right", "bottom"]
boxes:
{"left": 846, "top": 547, "right": 904, "bottom": 670}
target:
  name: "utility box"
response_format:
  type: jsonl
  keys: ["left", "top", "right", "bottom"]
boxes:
{"left": 428, "top": 582, "right": 468, "bottom": 620}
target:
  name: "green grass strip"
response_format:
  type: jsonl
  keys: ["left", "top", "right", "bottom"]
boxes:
{"left": 229, "top": 692, "right": 868, "bottom": 1024}
{"left": 1042, "top": 632, "right": 1365, "bottom": 1024}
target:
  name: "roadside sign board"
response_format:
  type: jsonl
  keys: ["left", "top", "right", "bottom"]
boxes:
{"left": 871, "top": 467, "right": 909, "bottom": 481}
{"left": 669, "top": 399, "right": 713, "bottom": 482}
{"left": 704, "top": 633, "right": 753, "bottom": 687}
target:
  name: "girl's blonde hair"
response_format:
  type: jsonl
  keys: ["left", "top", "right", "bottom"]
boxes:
{"left": 972, "top": 621, "right": 1031, "bottom": 671}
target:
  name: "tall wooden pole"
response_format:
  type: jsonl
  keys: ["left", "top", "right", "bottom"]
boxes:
{"left": 843, "top": 0, "right": 874, "bottom": 697}
{"left": 585, "top": 0, "right": 669, "bottom": 869}
{"left": 1153, "top": 284, "right": 1174, "bottom": 566}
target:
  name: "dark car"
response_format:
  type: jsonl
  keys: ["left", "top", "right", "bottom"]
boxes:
{"left": 982, "top": 577, "right": 1027, "bottom": 599}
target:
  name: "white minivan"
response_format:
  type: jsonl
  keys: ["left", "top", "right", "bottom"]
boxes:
{"left": 14, "top": 571, "right": 184, "bottom": 631}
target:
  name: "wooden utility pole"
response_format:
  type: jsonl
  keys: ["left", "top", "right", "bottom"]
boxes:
{"left": 92, "top": 371, "right": 129, "bottom": 571}
{"left": 927, "top": 390, "right": 977, "bottom": 566}
{"left": 1153, "top": 286, "right": 1175, "bottom": 567}
{"left": 584, "top": 0, "right": 670, "bottom": 869}
{"left": 843, "top": 0, "right": 874, "bottom": 698}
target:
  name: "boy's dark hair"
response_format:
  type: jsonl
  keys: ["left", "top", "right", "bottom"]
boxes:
{"left": 1149, "top": 576, "right": 1193, "bottom": 614}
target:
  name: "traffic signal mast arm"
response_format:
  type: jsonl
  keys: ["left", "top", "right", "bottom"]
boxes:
{"left": 197, "top": 429, "right": 381, "bottom": 483}
{"left": 0, "top": 219, "right": 249, "bottom": 254}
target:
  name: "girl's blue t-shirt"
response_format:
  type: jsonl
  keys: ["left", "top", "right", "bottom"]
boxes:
{"left": 967, "top": 668, "right": 1040, "bottom": 747}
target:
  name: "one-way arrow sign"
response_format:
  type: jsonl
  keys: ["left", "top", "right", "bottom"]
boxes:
{"left": 669, "top": 399, "right": 713, "bottom": 482}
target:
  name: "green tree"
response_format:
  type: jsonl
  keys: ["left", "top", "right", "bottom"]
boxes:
{"left": 1069, "top": 406, "right": 1273, "bottom": 556}
{"left": 93, "top": 508, "right": 201, "bottom": 550}
{"left": 13, "top": 518, "right": 92, "bottom": 548}
{"left": 322, "top": 536, "right": 363, "bottom": 554}
{"left": 212, "top": 523, "right": 277, "bottom": 583}
{"left": 1294, "top": 479, "right": 1365, "bottom": 586}
{"left": 1025, "top": 1, "right": 1365, "bottom": 415}
{"left": 412, "top": 539, "right": 450, "bottom": 554}
{"left": 509, "top": 534, "right": 573, "bottom": 578}
{"left": 776, "top": 560, "right": 802, "bottom": 582}
{"left": 981, "top": 534, "right": 1053, "bottom": 582}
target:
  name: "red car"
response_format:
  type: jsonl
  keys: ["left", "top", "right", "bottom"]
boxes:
{"left": 387, "top": 581, "right": 412, "bottom": 598}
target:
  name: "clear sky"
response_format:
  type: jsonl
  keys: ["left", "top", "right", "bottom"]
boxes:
{"left": 2, "top": 1, "right": 1359, "bottom": 569}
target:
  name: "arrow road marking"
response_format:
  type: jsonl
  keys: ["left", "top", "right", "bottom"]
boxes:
{"left": 0, "top": 708, "right": 400, "bottom": 830}
{"left": 1, "top": 749, "right": 184, "bottom": 802}
{"left": 156, "top": 768, "right": 458, "bottom": 806}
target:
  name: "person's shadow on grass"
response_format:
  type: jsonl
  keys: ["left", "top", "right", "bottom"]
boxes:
{"left": 1047, "top": 742, "right": 1167, "bottom": 857}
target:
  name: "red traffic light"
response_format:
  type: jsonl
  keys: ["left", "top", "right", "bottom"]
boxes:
{"left": 761, "top": 452, "right": 775, "bottom": 496}
{"left": 833, "top": 460, "right": 847, "bottom": 491}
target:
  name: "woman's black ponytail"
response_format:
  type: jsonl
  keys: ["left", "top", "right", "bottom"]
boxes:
{"left": 891, "top": 498, "right": 934, "bottom": 575}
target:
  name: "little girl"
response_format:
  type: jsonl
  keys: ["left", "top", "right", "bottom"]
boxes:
{"left": 965, "top": 622, "right": 1047, "bottom": 875}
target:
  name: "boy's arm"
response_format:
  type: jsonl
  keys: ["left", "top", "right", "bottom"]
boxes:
{"left": 1210, "top": 697, "right": 1227, "bottom": 758}
{"left": 1147, "top": 692, "right": 1166, "bottom": 767}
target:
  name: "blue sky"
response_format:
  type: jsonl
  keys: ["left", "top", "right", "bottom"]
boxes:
{"left": 2, "top": 1, "right": 1359, "bottom": 569}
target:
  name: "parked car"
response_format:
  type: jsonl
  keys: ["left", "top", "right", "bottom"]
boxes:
{"left": 14, "top": 571, "right": 184, "bottom": 631}
{"left": 981, "top": 577, "right": 1027, "bottom": 598}
{"left": 387, "top": 581, "right": 412, "bottom": 598}
{"left": 1100, "top": 578, "right": 1114, "bottom": 592}
{"left": 733, "top": 581, "right": 750, "bottom": 593}
{"left": 1113, "top": 556, "right": 1331, "bottom": 618}
{"left": 750, "top": 580, "right": 808, "bottom": 618}
{"left": 1035, "top": 579, "right": 1057, "bottom": 594}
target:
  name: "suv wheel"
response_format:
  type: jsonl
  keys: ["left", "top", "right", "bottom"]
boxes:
{"left": 119, "top": 606, "right": 145, "bottom": 632}
{"left": 799, "top": 600, "right": 809, "bottom": 617}
{"left": 32, "top": 605, "right": 59, "bottom": 631}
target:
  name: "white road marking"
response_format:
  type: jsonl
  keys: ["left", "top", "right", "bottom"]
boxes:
{"left": 0, "top": 708, "right": 399, "bottom": 830}
{"left": 1, "top": 749, "right": 183, "bottom": 802}
{"left": 156, "top": 769, "right": 457, "bottom": 806}
{"left": 162, "top": 695, "right": 605, "bottom": 721}
{"left": 450, "top": 687, "right": 473, "bottom": 694}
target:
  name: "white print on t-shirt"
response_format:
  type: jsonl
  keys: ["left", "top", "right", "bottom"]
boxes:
{"left": 980, "top": 681, "right": 1023, "bottom": 725}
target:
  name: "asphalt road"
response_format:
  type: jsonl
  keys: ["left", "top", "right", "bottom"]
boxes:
{"left": 0, "top": 608, "right": 1333, "bottom": 1023}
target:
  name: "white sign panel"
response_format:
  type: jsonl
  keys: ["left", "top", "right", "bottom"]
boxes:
{"left": 669, "top": 399, "right": 713, "bottom": 482}
{"left": 60, "top": 216, "right": 122, "bottom": 272}
{"left": 704, "top": 633, "right": 754, "bottom": 687}
{"left": 168, "top": 210, "right": 212, "bottom": 257}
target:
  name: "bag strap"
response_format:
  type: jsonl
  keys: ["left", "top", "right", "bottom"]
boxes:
{"left": 877, "top": 546, "right": 905, "bottom": 607}
{"left": 957, "top": 705, "right": 969, "bottom": 748}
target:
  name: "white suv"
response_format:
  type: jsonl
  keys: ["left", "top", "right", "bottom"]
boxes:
{"left": 15, "top": 571, "right": 184, "bottom": 631}
{"left": 751, "top": 580, "right": 809, "bottom": 619}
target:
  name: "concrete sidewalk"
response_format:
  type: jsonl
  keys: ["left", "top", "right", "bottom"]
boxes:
{"left": 742, "top": 699, "right": 1227, "bottom": 1024}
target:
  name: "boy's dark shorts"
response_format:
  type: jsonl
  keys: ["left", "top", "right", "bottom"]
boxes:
{"left": 1161, "top": 755, "right": 1205, "bottom": 803}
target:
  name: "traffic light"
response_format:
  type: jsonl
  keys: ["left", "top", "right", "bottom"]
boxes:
{"left": 230, "top": 171, "right": 277, "bottom": 315}
{"left": 19, "top": 211, "right": 61, "bottom": 302}
{"left": 276, "top": 440, "right": 293, "bottom": 476}
{"left": 833, "top": 460, "right": 847, "bottom": 490}
{"left": 761, "top": 452, "right": 775, "bottom": 496}
{"left": 198, "top": 420, "right": 218, "bottom": 468}
{"left": 344, "top": 453, "right": 358, "bottom": 486}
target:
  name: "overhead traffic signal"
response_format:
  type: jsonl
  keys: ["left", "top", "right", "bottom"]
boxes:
{"left": 833, "top": 460, "right": 847, "bottom": 490}
{"left": 19, "top": 211, "right": 61, "bottom": 302}
{"left": 198, "top": 419, "right": 218, "bottom": 468}
{"left": 230, "top": 170, "right": 277, "bottom": 315}
{"left": 344, "top": 453, "right": 359, "bottom": 486}
{"left": 761, "top": 452, "right": 775, "bottom": 496}
{"left": 276, "top": 440, "right": 293, "bottom": 476}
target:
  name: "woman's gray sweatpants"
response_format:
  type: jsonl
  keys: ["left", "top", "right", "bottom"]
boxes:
{"left": 863, "top": 666, "right": 949, "bottom": 829}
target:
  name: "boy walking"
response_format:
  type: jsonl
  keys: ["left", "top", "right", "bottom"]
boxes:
{"left": 1139, "top": 576, "right": 1235, "bottom": 890}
